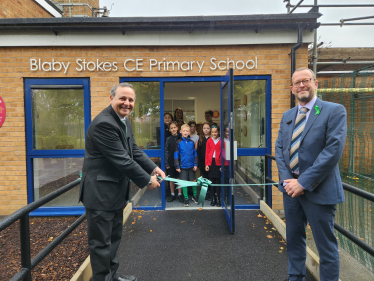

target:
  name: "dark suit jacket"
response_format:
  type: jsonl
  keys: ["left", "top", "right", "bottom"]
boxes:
{"left": 79, "top": 105, "right": 157, "bottom": 211}
{"left": 275, "top": 98, "right": 347, "bottom": 205}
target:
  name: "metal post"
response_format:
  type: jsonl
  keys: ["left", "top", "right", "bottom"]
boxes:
{"left": 286, "top": 0, "right": 291, "bottom": 13}
{"left": 264, "top": 156, "right": 269, "bottom": 204}
{"left": 312, "top": 0, "right": 318, "bottom": 78}
{"left": 291, "top": 28, "right": 303, "bottom": 108}
{"left": 20, "top": 214, "right": 32, "bottom": 281}
{"left": 348, "top": 72, "right": 357, "bottom": 177}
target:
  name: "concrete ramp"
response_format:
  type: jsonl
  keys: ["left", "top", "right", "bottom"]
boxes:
{"left": 116, "top": 209, "right": 316, "bottom": 281}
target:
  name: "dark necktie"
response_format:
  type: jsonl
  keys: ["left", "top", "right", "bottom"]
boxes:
{"left": 121, "top": 119, "right": 127, "bottom": 138}
{"left": 290, "top": 107, "right": 309, "bottom": 172}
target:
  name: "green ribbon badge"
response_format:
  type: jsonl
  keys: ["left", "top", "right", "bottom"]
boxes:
{"left": 315, "top": 105, "right": 320, "bottom": 115}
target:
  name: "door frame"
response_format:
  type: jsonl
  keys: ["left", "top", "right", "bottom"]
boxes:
{"left": 121, "top": 75, "right": 272, "bottom": 211}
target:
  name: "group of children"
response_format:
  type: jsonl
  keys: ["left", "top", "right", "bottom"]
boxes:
{"left": 164, "top": 109, "right": 226, "bottom": 207}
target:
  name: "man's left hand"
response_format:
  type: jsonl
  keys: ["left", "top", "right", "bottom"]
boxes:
{"left": 153, "top": 167, "right": 166, "bottom": 179}
{"left": 284, "top": 179, "right": 304, "bottom": 197}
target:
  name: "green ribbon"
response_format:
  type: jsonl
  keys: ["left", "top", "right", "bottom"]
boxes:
{"left": 315, "top": 105, "right": 320, "bottom": 115}
{"left": 160, "top": 176, "right": 278, "bottom": 207}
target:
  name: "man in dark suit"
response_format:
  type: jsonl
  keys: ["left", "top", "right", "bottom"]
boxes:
{"left": 275, "top": 68, "right": 347, "bottom": 281}
{"left": 79, "top": 82, "right": 165, "bottom": 281}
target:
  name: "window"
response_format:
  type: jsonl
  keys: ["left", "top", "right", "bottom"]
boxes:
{"left": 25, "top": 79, "right": 90, "bottom": 215}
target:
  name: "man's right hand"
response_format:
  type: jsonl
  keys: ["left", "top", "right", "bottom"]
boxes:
{"left": 148, "top": 175, "right": 160, "bottom": 190}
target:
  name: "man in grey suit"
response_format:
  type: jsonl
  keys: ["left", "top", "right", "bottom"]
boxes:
{"left": 275, "top": 68, "right": 347, "bottom": 281}
{"left": 79, "top": 82, "right": 165, "bottom": 281}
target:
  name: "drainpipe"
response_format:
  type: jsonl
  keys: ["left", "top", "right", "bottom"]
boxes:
{"left": 290, "top": 27, "right": 303, "bottom": 108}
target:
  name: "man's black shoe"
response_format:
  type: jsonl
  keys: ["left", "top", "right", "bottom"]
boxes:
{"left": 115, "top": 275, "right": 137, "bottom": 281}
{"left": 91, "top": 274, "right": 137, "bottom": 281}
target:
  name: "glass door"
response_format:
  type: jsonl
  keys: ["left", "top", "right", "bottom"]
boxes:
{"left": 221, "top": 69, "right": 235, "bottom": 234}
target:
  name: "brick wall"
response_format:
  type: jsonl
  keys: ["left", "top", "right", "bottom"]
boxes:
{"left": 57, "top": 0, "right": 99, "bottom": 17}
{"left": 0, "top": 0, "right": 53, "bottom": 18}
{"left": 0, "top": 44, "right": 308, "bottom": 216}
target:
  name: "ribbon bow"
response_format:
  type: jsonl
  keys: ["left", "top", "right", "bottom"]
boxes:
{"left": 196, "top": 177, "right": 212, "bottom": 206}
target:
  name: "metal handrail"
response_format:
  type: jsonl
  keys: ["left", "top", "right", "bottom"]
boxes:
{"left": 0, "top": 178, "right": 84, "bottom": 281}
{"left": 0, "top": 179, "right": 81, "bottom": 231}
{"left": 264, "top": 154, "right": 374, "bottom": 257}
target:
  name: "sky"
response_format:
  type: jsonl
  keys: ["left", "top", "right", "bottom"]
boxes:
{"left": 99, "top": 0, "right": 374, "bottom": 48}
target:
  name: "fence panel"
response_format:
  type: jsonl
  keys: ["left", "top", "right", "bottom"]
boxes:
{"left": 318, "top": 65, "right": 374, "bottom": 272}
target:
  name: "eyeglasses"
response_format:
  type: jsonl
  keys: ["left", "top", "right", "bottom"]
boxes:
{"left": 291, "top": 78, "right": 313, "bottom": 87}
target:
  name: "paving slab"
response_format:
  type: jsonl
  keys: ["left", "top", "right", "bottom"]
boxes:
{"left": 117, "top": 209, "right": 316, "bottom": 281}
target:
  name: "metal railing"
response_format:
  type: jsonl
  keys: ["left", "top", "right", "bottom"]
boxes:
{"left": 0, "top": 179, "right": 85, "bottom": 281}
{"left": 264, "top": 154, "right": 374, "bottom": 257}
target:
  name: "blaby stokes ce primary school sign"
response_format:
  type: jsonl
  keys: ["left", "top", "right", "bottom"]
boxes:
{"left": 29, "top": 57, "right": 258, "bottom": 74}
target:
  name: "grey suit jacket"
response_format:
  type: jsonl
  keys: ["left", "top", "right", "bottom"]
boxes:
{"left": 79, "top": 105, "right": 157, "bottom": 211}
{"left": 275, "top": 98, "right": 347, "bottom": 205}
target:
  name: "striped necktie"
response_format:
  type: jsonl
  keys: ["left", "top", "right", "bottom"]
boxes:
{"left": 290, "top": 107, "right": 309, "bottom": 172}
{"left": 121, "top": 119, "right": 127, "bottom": 138}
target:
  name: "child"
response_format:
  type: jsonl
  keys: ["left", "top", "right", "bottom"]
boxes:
{"left": 196, "top": 122, "right": 203, "bottom": 136}
{"left": 165, "top": 121, "right": 183, "bottom": 202}
{"left": 164, "top": 112, "right": 173, "bottom": 140}
{"left": 174, "top": 107, "right": 184, "bottom": 123}
{"left": 197, "top": 122, "right": 211, "bottom": 200}
{"left": 188, "top": 120, "right": 199, "bottom": 149}
{"left": 205, "top": 125, "right": 226, "bottom": 207}
{"left": 204, "top": 110, "right": 213, "bottom": 124}
{"left": 174, "top": 124, "right": 198, "bottom": 207}
{"left": 176, "top": 119, "right": 184, "bottom": 132}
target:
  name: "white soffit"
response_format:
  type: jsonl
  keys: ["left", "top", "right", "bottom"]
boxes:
{"left": 34, "top": 0, "right": 62, "bottom": 18}
{"left": 0, "top": 29, "right": 314, "bottom": 47}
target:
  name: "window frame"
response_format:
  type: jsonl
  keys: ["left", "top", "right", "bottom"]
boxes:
{"left": 24, "top": 78, "right": 90, "bottom": 216}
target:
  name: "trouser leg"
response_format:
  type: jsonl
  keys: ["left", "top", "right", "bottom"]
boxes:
{"left": 179, "top": 169, "right": 189, "bottom": 199}
{"left": 301, "top": 198, "right": 339, "bottom": 281}
{"left": 283, "top": 194, "right": 307, "bottom": 281}
{"left": 86, "top": 208, "right": 115, "bottom": 281}
{"left": 109, "top": 208, "right": 124, "bottom": 279}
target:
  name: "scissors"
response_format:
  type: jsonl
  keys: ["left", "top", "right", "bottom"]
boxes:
{"left": 157, "top": 175, "right": 168, "bottom": 184}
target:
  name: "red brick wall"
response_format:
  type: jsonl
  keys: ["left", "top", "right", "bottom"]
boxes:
{"left": 0, "top": 0, "right": 53, "bottom": 18}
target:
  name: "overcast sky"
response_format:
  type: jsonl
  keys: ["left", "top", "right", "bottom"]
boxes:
{"left": 99, "top": 0, "right": 373, "bottom": 48}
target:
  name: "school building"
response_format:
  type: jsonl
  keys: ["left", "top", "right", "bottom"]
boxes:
{"left": 0, "top": 0, "right": 320, "bottom": 218}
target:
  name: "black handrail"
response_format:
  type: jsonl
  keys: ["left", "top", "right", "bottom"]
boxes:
{"left": 264, "top": 154, "right": 374, "bottom": 258}
{"left": 0, "top": 178, "right": 84, "bottom": 281}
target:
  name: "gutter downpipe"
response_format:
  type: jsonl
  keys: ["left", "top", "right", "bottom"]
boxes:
{"left": 290, "top": 27, "right": 303, "bottom": 108}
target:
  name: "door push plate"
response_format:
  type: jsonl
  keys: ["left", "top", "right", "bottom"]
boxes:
{"left": 225, "top": 141, "right": 237, "bottom": 161}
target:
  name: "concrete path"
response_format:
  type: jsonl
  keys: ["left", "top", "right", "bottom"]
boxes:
{"left": 116, "top": 209, "right": 316, "bottom": 281}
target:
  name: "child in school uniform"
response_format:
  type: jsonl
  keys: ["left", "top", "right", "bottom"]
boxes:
{"left": 197, "top": 122, "right": 211, "bottom": 200}
{"left": 205, "top": 124, "right": 227, "bottom": 207}
{"left": 174, "top": 124, "right": 198, "bottom": 207}
{"left": 188, "top": 120, "right": 199, "bottom": 148}
{"left": 164, "top": 112, "right": 173, "bottom": 140}
{"left": 165, "top": 121, "right": 183, "bottom": 203}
